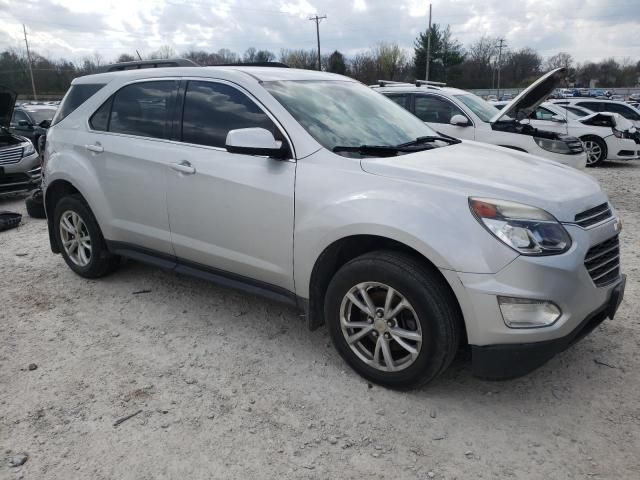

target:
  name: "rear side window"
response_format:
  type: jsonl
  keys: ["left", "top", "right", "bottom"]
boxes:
{"left": 89, "top": 97, "right": 113, "bottom": 131}
{"left": 576, "top": 102, "right": 602, "bottom": 112}
{"left": 52, "top": 84, "right": 105, "bottom": 126}
{"left": 181, "top": 81, "right": 276, "bottom": 148}
{"left": 600, "top": 103, "right": 640, "bottom": 120}
{"left": 109, "top": 81, "right": 177, "bottom": 139}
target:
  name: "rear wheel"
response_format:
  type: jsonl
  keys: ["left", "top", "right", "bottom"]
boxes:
{"left": 325, "top": 250, "right": 462, "bottom": 389}
{"left": 581, "top": 136, "right": 607, "bottom": 167}
{"left": 53, "top": 195, "right": 119, "bottom": 278}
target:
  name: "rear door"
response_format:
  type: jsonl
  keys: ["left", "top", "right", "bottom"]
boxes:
{"left": 413, "top": 94, "right": 475, "bottom": 140}
{"left": 165, "top": 80, "right": 296, "bottom": 291}
{"left": 78, "top": 79, "right": 178, "bottom": 254}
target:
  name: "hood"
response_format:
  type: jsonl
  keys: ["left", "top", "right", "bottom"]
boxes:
{"left": 0, "top": 86, "right": 17, "bottom": 129}
{"left": 360, "top": 141, "right": 605, "bottom": 222}
{"left": 490, "top": 68, "right": 565, "bottom": 124}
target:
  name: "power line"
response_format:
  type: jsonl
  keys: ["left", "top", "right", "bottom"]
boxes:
{"left": 308, "top": 14, "right": 326, "bottom": 71}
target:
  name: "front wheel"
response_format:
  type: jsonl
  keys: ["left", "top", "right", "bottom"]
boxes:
{"left": 325, "top": 251, "right": 462, "bottom": 389}
{"left": 582, "top": 136, "right": 607, "bottom": 167}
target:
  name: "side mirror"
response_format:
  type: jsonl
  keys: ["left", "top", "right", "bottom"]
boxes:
{"left": 450, "top": 114, "right": 469, "bottom": 126}
{"left": 39, "top": 119, "right": 51, "bottom": 129}
{"left": 225, "top": 128, "right": 288, "bottom": 159}
{"left": 551, "top": 115, "right": 566, "bottom": 123}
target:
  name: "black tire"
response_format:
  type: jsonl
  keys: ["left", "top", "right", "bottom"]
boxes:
{"left": 25, "top": 190, "right": 46, "bottom": 219}
{"left": 53, "top": 194, "right": 119, "bottom": 278}
{"left": 324, "top": 250, "right": 462, "bottom": 390}
{"left": 581, "top": 136, "right": 607, "bottom": 167}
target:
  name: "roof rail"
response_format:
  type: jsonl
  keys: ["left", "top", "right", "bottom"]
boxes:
{"left": 100, "top": 58, "right": 199, "bottom": 73}
{"left": 214, "top": 62, "right": 290, "bottom": 68}
{"left": 375, "top": 80, "right": 413, "bottom": 87}
{"left": 415, "top": 80, "right": 446, "bottom": 87}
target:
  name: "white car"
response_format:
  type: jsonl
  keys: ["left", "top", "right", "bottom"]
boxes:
{"left": 527, "top": 102, "right": 640, "bottom": 167}
{"left": 374, "top": 69, "right": 587, "bottom": 169}
{"left": 42, "top": 64, "right": 625, "bottom": 388}
{"left": 551, "top": 98, "right": 640, "bottom": 129}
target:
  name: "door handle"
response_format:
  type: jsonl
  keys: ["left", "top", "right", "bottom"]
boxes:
{"left": 84, "top": 143, "right": 104, "bottom": 153}
{"left": 170, "top": 160, "right": 196, "bottom": 175}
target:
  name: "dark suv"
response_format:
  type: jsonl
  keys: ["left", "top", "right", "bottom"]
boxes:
{"left": 10, "top": 104, "right": 57, "bottom": 152}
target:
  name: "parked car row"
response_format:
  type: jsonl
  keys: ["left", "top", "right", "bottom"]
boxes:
{"left": 35, "top": 63, "right": 625, "bottom": 389}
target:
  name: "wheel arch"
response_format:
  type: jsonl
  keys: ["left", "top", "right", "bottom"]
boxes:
{"left": 44, "top": 179, "right": 85, "bottom": 253}
{"left": 304, "top": 234, "right": 466, "bottom": 343}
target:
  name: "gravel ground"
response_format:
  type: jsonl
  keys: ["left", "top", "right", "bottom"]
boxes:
{"left": 1, "top": 161, "right": 639, "bottom": 480}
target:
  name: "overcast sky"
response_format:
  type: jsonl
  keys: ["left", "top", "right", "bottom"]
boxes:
{"left": 1, "top": 0, "right": 639, "bottom": 64}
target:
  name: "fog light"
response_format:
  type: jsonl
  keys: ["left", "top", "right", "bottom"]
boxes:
{"left": 498, "top": 296, "right": 561, "bottom": 328}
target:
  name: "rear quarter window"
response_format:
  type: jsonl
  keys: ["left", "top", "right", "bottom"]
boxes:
{"left": 52, "top": 84, "right": 106, "bottom": 126}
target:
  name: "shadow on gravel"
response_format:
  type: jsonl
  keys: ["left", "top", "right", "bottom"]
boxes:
{"left": 596, "top": 160, "right": 639, "bottom": 169}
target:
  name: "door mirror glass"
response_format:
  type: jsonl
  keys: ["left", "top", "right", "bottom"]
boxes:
{"left": 551, "top": 114, "right": 566, "bottom": 123}
{"left": 226, "top": 128, "right": 287, "bottom": 159}
{"left": 39, "top": 119, "right": 51, "bottom": 129}
{"left": 450, "top": 114, "right": 469, "bottom": 126}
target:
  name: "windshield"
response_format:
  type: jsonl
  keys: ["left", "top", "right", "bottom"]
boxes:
{"left": 263, "top": 80, "right": 440, "bottom": 154}
{"left": 454, "top": 93, "right": 510, "bottom": 122}
{"left": 24, "top": 109, "right": 56, "bottom": 124}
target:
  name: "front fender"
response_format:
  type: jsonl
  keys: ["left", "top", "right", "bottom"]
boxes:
{"left": 293, "top": 154, "right": 518, "bottom": 299}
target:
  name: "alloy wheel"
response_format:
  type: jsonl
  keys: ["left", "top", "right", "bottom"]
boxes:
{"left": 59, "top": 210, "right": 92, "bottom": 267}
{"left": 339, "top": 282, "right": 423, "bottom": 372}
{"left": 583, "top": 140, "right": 602, "bottom": 165}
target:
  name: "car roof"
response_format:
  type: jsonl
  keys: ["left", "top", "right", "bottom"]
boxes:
{"left": 72, "top": 66, "right": 351, "bottom": 85}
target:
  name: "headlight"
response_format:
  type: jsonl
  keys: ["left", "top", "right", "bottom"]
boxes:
{"left": 22, "top": 142, "right": 36, "bottom": 157}
{"left": 533, "top": 136, "right": 571, "bottom": 154}
{"left": 469, "top": 197, "right": 572, "bottom": 255}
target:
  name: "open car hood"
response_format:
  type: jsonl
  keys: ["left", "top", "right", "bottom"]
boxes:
{"left": 490, "top": 68, "right": 565, "bottom": 124}
{"left": 0, "top": 86, "right": 17, "bottom": 129}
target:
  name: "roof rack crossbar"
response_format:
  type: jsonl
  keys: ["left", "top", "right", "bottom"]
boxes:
{"left": 101, "top": 58, "right": 199, "bottom": 72}
{"left": 415, "top": 80, "right": 447, "bottom": 87}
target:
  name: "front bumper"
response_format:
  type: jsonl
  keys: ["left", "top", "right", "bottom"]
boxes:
{"left": 605, "top": 136, "right": 640, "bottom": 160}
{"left": 439, "top": 216, "right": 624, "bottom": 378}
{"left": 472, "top": 275, "right": 625, "bottom": 379}
{"left": 0, "top": 152, "right": 41, "bottom": 195}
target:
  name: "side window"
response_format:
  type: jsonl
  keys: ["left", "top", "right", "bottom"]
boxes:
{"left": 533, "top": 107, "right": 555, "bottom": 121}
{"left": 577, "top": 102, "right": 602, "bottom": 112}
{"left": 386, "top": 94, "right": 409, "bottom": 109}
{"left": 12, "top": 110, "right": 30, "bottom": 126}
{"left": 414, "top": 95, "right": 466, "bottom": 124}
{"left": 52, "top": 83, "right": 106, "bottom": 126}
{"left": 89, "top": 97, "right": 113, "bottom": 131}
{"left": 601, "top": 103, "right": 640, "bottom": 120}
{"left": 181, "top": 81, "right": 276, "bottom": 148}
{"left": 109, "top": 81, "right": 177, "bottom": 139}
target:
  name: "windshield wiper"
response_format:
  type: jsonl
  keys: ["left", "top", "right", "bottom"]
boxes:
{"left": 333, "top": 143, "right": 443, "bottom": 157}
{"left": 396, "top": 134, "right": 461, "bottom": 147}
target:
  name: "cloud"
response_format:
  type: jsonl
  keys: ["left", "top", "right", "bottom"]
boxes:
{"left": 0, "top": 0, "right": 638, "bottom": 64}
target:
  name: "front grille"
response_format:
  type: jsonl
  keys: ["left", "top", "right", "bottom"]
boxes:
{"left": 575, "top": 203, "right": 612, "bottom": 228}
{"left": 0, "top": 145, "right": 24, "bottom": 165}
{"left": 584, "top": 236, "right": 620, "bottom": 287}
{"left": 566, "top": 139, "right": 584, "bottom": 154}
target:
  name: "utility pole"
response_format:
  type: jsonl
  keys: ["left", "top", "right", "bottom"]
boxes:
{"left": 425, "top": 3, "right": 432, "bottom": 81}
{"left": 23, "top": 24, "right": 37, "bottom": 101}
{"left": 496, "top": 38, "right": 506, "bottom": 99}
{"left": 309, "top": 14, "right": 326, "bottom": 71}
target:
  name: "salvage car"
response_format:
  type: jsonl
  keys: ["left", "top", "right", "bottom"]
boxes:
{"left": 493, "top": 100, "right": 640, "bottom": 166}
{"left": 42, "top": 65, "right": 625, "bottom": 389}
{"left": 0, "top": 86, "right": 41, "bottom": 196}
{"left": 552, "top": 98, "right": 640, "bottom": 128}
{"left": 374, "top": 68, "right": 586, "bottom": 169}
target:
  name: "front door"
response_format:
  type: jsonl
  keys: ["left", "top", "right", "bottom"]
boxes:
{"left": 166, "top": 80, "right": 296, "bottom": 291}
{"left": 413, "top": 94, "right": 475, "bottom": 140}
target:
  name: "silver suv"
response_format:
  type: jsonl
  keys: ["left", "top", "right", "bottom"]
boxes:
{"left": 42, "top": 66, "right": 626, "bottom": 389}
{"left": 0, "top": 87, "right": 40, "bottom": 195}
